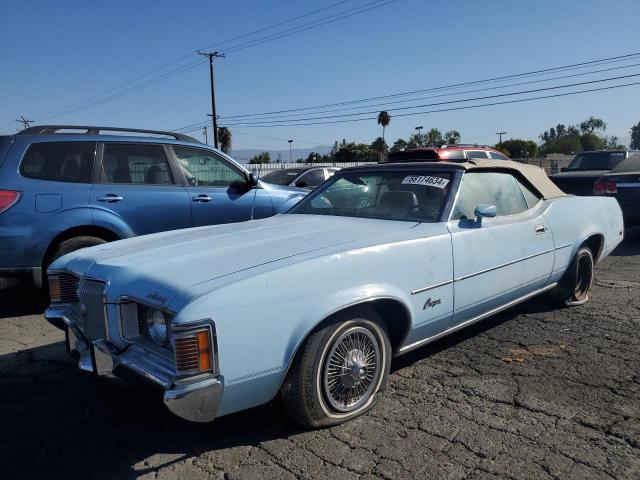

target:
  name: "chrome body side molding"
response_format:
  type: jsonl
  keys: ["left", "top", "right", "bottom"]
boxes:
{"left": 397, "top": 282, "right": 557, "bottom": 355}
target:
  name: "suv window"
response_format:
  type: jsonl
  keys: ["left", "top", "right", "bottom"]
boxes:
{"left": 100, "top": 144, "right": 173, "bottom": 184}
{"left": 451, "top": 172, "right": 528, "bottom": 220}
{"left": 466, "top": 150, "right": 489, "bottom": 159}
{"left": 20, "top": 141, "right": 95, "bottom": 183}
{"left": 173, "top": 146, "right": 245, "bottom": 187}
{"left": 297, "top": 169, "right": 326, "bottom": 188}
{"left": 489, "top": 151, "right": 509, "bottom": 160}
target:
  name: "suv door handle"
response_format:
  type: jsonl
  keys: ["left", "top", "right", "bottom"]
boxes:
{"left": 192, "top": 194, "right": 212, "bottom": 203}
{"left": 97, "top": 194, "right": 124, "bottom": 203}
{"left": 534, "top": 224, "right": 547, "bottom": 234}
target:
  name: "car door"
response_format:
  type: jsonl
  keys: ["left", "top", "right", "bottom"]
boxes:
{"left": 90, "top": 143, "right": 191, "bottom": 236}
{"left": 448, "top": 171, "right": 554, "bottom": 325}
{"left": 171, "top": 146, "right": 259, "bottom": 226}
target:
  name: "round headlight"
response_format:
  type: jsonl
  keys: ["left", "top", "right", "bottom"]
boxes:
{"left": 147, "top": 309, "right": 167, "bottom": 345}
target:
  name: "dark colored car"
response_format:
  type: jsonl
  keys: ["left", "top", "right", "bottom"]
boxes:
{"left": 385, "top": 145, "right": 510, "bottom": 163}
{"left": 549, "top": 150, "right": 639, "bottom": 196}
{"left": 594, "top": 153, "right": 640, "bottom": 227}
{"left": 260, "top": 166, "right": 339, "bottom": 189}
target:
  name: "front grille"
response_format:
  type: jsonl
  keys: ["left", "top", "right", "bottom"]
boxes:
{"left": 174, "top": 336, "right": 200, "bottom": 373}
{"left": 137, "top": 303, "right": 172, "bottom": 349}
{"left": 77, "top": 279, "right": 107, "bottom": 340}
{"left": 57, "top": 273, "right": 79, "bottom": 303}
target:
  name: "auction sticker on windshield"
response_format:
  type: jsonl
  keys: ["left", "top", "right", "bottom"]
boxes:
{"left": 401, "top": 175, "right": 450, "bottom": 188}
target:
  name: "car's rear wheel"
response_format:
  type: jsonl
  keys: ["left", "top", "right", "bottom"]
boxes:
{"left": 281, "top": 309, "right": 391, "bottom": 428}
{"left": 549, "top": 247, "right": 594, "bottom": 307}
{"left": 50, "top": 236, "right": 107, "bottom": 264}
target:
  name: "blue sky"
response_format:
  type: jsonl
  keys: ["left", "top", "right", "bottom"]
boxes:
{"left": 1, "top": 0, "right": 639, "bottom": 151}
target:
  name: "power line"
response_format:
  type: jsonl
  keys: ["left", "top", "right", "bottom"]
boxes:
{"left": 178, "top": 81, "right": 640, "bottom": 130}
{"left": 173, "top": 56, "right": 640, "bottom": 133}
{"left": 20, "top": 0, "right": 391, "bottom": 123}
{"left": 223, "top": 0, "right": 398, "bottom": 54}
{"left": 216, "top": 52, "right": 640, "bottom": 120}
{"left": 217, "top": 61, "right": 640, "bottom": 122}
{"left": 209, "top": 73, "right": 640, "bottom": 126}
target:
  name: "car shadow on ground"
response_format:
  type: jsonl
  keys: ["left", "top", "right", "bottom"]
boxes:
{"left": 611, "top": 227, "right": 640, "bottom": 256}
{"left": 0, "top": 281, "right": 47, "bottom": 319}
{"left": 0, "top": 294, "right": 557, "bottom": 479}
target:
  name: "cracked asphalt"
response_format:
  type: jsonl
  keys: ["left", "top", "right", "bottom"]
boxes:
{"left": 1, "top": 232, "right": 639, "bottom": 480}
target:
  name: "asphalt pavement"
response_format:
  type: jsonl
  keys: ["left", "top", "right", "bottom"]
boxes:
{"left": 1, "top": 232, "right": 639, "bottom": 479}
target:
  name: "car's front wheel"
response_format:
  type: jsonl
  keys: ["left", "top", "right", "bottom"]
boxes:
{"left": 281, "top": 310, "right": 391, "bottom": 428}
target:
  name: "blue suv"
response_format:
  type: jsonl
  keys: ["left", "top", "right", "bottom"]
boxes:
{"left": 0, "top": 125, "right": 308, "bottom": 287}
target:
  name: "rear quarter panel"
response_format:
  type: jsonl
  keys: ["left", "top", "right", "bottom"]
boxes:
{"left": 543, "top": 195, "right": 623, "bottom": 283}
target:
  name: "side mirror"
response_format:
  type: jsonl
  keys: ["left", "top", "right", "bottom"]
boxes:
{"left": 294, "top": 180, "right": 308, "bottom": 188}
{"left": 474, "top": 204, "right": 497, "bottom": 224}
{"left": 560, "top": 167, "right": 567, "bottom": 172}
{"left": 248, "top": 172, "right": 259, "bottom": 187}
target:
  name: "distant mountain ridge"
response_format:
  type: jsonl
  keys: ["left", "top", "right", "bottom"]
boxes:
{"left": 230, "top": 145, "right": 332, "bottom": 164}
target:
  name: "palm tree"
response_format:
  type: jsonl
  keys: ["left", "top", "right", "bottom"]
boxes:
{"left": 218, "top": 127, "right": 232, "bottom": 154}
{"left": 377, "top": 111, "right": 391, "bottom": 142}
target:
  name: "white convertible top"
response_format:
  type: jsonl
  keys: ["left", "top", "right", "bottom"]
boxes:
{"left": 459, "top": 159, "right": 567, "bottom": 199}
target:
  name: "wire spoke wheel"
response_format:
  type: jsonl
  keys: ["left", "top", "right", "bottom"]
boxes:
{"left": 573, "top": 251, "right": 594, "bottom": 302}
{"left": 322, "top": 326, "right": 381, "bottom": 413}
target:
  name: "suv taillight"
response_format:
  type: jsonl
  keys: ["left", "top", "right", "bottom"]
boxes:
{"left": 0, "top": 190, "right": 20, "bottom": 214}
{"left": 594, "top": 180, "right": 617, "bottom": 195}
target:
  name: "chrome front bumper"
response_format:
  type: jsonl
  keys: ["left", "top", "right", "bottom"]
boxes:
{"left": 46, "top": 306, "right": 224, "bottom": 423}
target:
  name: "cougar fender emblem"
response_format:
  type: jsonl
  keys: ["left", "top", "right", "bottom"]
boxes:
{"left": 423, "top": 298, "right": 442, "bottom": 310}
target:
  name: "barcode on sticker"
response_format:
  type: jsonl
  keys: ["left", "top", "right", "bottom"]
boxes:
{"left": 401, "top": 175, "right": 450, "bottom": 188}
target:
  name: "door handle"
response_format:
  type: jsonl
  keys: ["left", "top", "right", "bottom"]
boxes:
{"left": 534, "top": 224, "right": 547, "bottom": 234}
{"left": 97, "top": 194, "right": 124, "bottom": 203}
{"left": 192, "top": 194, "right": 212, "bottom": 203}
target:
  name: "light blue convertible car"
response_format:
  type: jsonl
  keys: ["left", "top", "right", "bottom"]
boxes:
{"left": 45, "top": 159, "right": 624, "bottom": 428}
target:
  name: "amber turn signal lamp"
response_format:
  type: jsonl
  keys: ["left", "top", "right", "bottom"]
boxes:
{"left": 196, "top": 330, "right": 212, "bottom": 372}
{"left": 49, "top": 276, "right": 61, "bottom": 303}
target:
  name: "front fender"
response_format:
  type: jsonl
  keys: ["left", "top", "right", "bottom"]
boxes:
{"left": 170, "top": 230, "right": 452, "bottom": 417}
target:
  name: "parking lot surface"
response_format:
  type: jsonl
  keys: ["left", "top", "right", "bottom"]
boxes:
{"left": 1, "top": 232, "right": 639, "bottom": 480}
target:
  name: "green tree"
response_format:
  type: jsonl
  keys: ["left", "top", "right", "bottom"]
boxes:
{"left": 334, "top": 142, "right": 379, "bottom": 163}
{"left": 407, "top": 133, "right": 427, "bottom": 148}
{"left": 425, "top": 128, "right": 444, "bottom": 146}
{"left": 377, "top": 111, "right": 391, "bottom": 143}
{"left": 444, "top": 130, "right": 461, "bottom": 144}
{"left": 371, "top": 137, "right": 388, "bottom": 155}
{"left": 579, "top": 116, "right": 607, "bottom": 134}
{"left": 390, "top": 138, "right": 408, "bottom": 152}
{"left": 630, "top": 122, "right": 640, "bottom": 149}
{"left": 248, "top": 152, "right": 271, "bottom": 164}
{"left": 580, "top": 133, "right": 605, "bottom": 151}
{"left": 496, "top": 139, "right": 538, "bottom": 158}
{"left": 217, "top": 127, "right": 232, "bottom": 154}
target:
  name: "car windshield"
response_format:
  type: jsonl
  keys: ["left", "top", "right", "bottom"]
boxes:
{"left": 567, "top": 151, "right": 626, "bottom": 171}
{"left": 289, "top": 170, "right": 452, "bottom": 222}
{"left": 261, "top": 169, "right": 305, "bottom": 185}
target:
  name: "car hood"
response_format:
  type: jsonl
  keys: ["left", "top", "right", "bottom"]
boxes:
{"left": 56, "top": 215, "right": 417, "bottom": 302}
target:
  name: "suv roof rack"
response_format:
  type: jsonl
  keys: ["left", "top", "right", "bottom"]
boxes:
{"left": 439, "top": 143, "right": 487, "bottom": 148}
{"left": 18, "top": 125, "right": 200, "bottom": 143}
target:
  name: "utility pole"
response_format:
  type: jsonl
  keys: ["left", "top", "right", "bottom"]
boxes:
{"left": 198, "top": 50, "right": 225, "bottom": 149}
{"left": 288, "top": 139, "right": 293, "bottom": 163}
{"left": 16, "top": 115, "right": 34, "bottom": 130}
{"left": 203, "top": 126, "right": 208, "bottom": 144}
{"left": 496, "top": 131, "right": 507, "bottom": 144}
